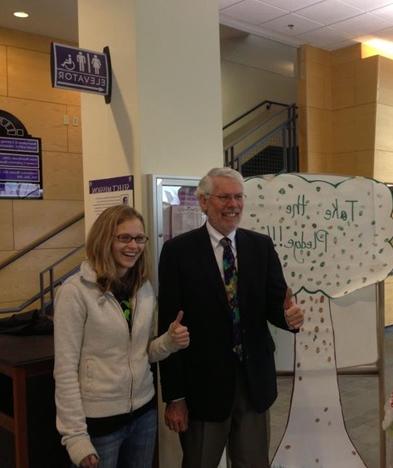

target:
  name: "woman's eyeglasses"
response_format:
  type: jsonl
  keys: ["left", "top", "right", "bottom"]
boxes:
{"left": 114, "top": 234, "right": 149, "bottom": 244}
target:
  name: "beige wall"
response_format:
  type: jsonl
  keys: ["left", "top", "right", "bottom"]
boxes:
{"left": 0, "top": 27, "right": 85, "bottom": 312}
{"left": 299, "top": 43, "right": 393, "bottom": 325}
{"left": 375, "top": 57, "right": 393, "bottom": 182}
{"left": 331, "top": 47, "right": 377, "bottom": 178}
{"left": 299, "top": 43, "right": 393, "bottom": 181}
{"left": 374, "top": 56, "right": 393, "bottom": 326}
{"left": 297, "top": 46, "right": 331, "bottom": 172}
{"left": 78, "top": 0, "right": 223, "bottom": 232}
{"left": 221, "top": 28, "right": 297, "bottom": 126}
{"left": 298, "top": 44, "right": 378, "bottom": 177}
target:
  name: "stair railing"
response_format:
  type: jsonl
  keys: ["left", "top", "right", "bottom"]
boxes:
{"left": 223, "top": 100, "right": 297, "bottom": 174}
{"left": 223, "top": 99, "right": 291, "bottom": 131}
{"left": 0, "top": 258, "right": 82, "bottom": 315}
{"left": 0, "top": 213, "right": 85, "bottom": 315}
{"left": 39, "top": 244, "right": 84, "bottom": 315}
{"left": 0, "top": 212, "right": 84, "bottom": 272}
{"left": 224, "top": 105, "right": 293, "bottom": 154}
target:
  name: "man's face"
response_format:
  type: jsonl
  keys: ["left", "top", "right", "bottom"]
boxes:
{"left": 199, "top": 176, "right": 244, "bottom": 236}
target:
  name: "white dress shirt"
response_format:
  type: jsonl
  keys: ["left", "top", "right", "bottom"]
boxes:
{"left": 205, "top": 221, "right": 237, "bottom": 280}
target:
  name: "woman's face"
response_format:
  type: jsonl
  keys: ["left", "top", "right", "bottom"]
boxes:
{"left": 111, "top": 218, "right": 146, "bottom": 277}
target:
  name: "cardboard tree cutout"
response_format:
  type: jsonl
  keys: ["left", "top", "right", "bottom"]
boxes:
{"left": 242, "top": 174, "right": 393, "bottom": 468}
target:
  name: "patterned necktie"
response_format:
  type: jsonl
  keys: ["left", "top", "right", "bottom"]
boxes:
{"left": 220, "top": 237, "right": 242, "bottom": 360}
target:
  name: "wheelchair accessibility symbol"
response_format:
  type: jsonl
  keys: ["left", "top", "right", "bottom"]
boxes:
{"left": 61, "top": 54, "right": 75, "bottom": 71}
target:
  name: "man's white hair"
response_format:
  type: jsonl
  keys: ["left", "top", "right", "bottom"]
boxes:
{"left": 196, "top": 167, "right": 244, "bottom": 197}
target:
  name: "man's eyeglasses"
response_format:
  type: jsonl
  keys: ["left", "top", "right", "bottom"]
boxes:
{"left": 114, "top": 234, "right": 149, "bottom": 244}
{"left": 207, "top": 193, "right": 245, "bottom": 203}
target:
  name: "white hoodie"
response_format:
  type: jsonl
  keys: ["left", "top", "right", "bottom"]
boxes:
{"left": 54, "top": 261, "right": 177, "bottom": 466}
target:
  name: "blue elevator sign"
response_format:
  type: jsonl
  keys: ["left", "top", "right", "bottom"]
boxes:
{"left": 51, "top": 43, "right": 112, "bottom": 102}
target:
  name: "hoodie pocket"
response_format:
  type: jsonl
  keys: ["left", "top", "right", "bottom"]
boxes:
{"left": 80, "top": 358, "right": 95, "bottom": 393}
{"left": 80, "top": 356, "right": 132, "bottom": 398}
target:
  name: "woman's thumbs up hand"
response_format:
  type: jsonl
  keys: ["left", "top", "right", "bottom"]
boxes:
{"left": 168, "top": 310, "right": 190, "bottom": 349}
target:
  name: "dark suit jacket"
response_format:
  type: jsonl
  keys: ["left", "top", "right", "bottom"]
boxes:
{"left": 158, "top": 224, "right": 289, "bottom": 422}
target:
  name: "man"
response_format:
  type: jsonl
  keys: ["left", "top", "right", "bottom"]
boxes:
{"left": 158, "top": 167, "right": 304, "bottom": 468}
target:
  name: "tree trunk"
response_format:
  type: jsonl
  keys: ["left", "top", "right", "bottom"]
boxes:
{"left": 271, "top": 290, "right": 367, "bottom": 468}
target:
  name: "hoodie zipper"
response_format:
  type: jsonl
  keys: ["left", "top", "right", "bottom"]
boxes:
{"left": 108, "top": 292, "right": 135, "bottom": 412}
{"left": 128, "top": 296, "right": 137, "bottom": 413}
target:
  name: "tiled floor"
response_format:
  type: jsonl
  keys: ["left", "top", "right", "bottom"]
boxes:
{"left": 269, "top": 327, "right": 393, "bottom": 468}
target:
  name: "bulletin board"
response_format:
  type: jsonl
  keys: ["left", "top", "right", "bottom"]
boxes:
{"left": 147, "top": 174, "right": 204, "bottom": 292}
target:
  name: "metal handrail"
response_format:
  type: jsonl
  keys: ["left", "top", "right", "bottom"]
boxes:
{"left": 223, "top": 100, "right": 291, "bottom": 131}
{"left": 39, "top": 244, "right": 84, "bottom": 315}
{"left": 223, "top": 104, "right": 296, "bottom": 151}
{"left": 0, "top": 212, "right": 84, "bottom": 272}
{"left": 233, "top": 119, "right": 292, "bottom": 168}
{"left": 0, "top": 264, "right": 81, "bottom": 315}
{"left": 225, "top": 103, "right": 297, "bottom": 171}
{"left": 0, "top": 213, "right": 85, "bottom": 315}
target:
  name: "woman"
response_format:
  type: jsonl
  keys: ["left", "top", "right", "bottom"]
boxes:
{"left": 54, "top": 205, "right": 189, "bottom": 468}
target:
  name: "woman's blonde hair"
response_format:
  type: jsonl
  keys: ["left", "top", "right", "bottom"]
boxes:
{"left": 86, "top": 205, "right": 149, "bottom": 295}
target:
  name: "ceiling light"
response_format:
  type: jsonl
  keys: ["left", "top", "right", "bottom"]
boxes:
{"left": 13, "top": 11, "right": 29, "bottom": 19}
{"left": 362, "top": 38, "right": 393, "bottom": 60}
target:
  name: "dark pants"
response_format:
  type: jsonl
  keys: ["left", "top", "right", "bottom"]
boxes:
{"left": 180, "top": 365, "right": 269, "bottom": 468}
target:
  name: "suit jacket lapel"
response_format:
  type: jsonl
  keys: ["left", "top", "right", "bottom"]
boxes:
{"left": 196, "top": 225, "right": 231, "bottom": 311}
{"left": 235, "top": 229, "right": 253, "bottom": 314}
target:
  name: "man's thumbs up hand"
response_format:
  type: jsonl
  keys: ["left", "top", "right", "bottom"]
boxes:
{"left": 284, "top": 288, "right": 304, "bottom": 330}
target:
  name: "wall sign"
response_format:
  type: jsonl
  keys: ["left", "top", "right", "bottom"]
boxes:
{"left": 87, "top": 175, "right": 134, "bottom": 222}
{"left": 0, "top": 110, "right": 42, "bottom": 199}
{"left": 51, "top": 43, "right": 112, "bottom": 103}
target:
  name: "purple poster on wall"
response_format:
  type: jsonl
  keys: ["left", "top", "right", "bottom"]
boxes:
{"left": 0, "top": 136, "right": 42, "bottom": 199}
{"left": 87, "top": 175, "right": 134, "bottom": 221}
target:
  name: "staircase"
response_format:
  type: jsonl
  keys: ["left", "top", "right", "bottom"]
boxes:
{"left": 0, "top": 213, "right": 85, "bottom": 317}
{"left": 223, "top": 100, "right": 298, "bottom": 176}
